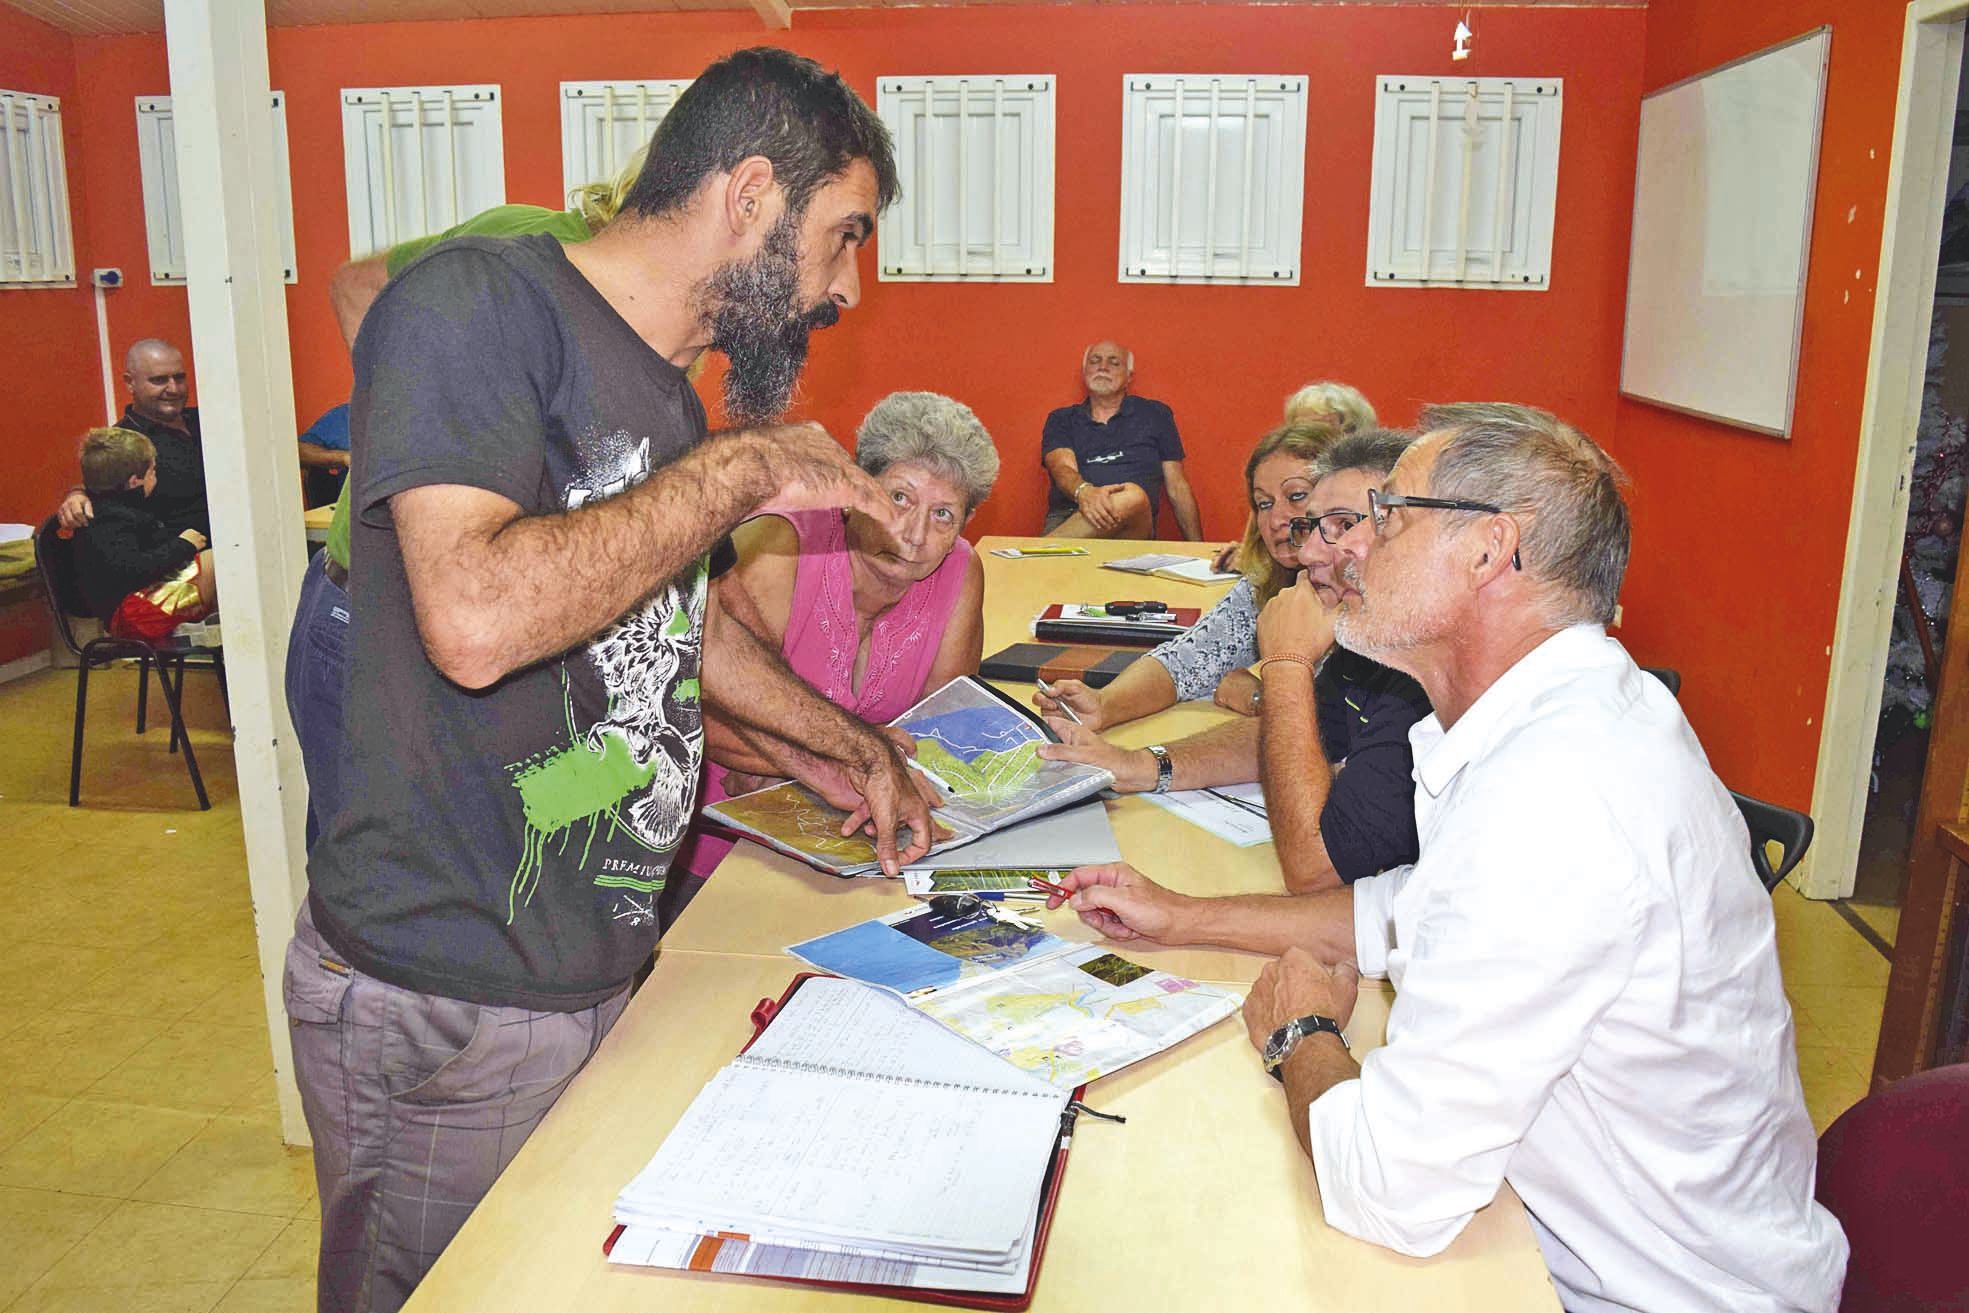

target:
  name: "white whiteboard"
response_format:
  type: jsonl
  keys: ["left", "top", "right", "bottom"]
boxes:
{"left": 1619, "top": 28, "right": 1830, "bottom": 438}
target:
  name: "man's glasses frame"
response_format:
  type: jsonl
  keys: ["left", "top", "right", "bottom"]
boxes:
{"left": 1367, "top": 490, "right": 1522, "bottom": 571}
{"left": 1285, "top": 511, "right": 1365, "bottom": 547}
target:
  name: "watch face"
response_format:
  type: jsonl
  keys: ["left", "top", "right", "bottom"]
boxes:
{"left": 1262, "top": 1022, "right": 1296, "bottom": 1066}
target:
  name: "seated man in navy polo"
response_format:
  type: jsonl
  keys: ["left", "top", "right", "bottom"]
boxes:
{"left": 1040, "top": 340, "right": 1203, "bottom": 540}
{"left": 56, "top": 338, "right": 209, "bottom": 540}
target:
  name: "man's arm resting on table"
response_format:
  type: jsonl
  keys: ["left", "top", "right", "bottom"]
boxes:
{"left": 1259, "top": 661, "right": 1342, "bottom": 892}
{"left": 298, "top": 442, "right": 347, "bottom": 472}
{"left": 1161, "top": 459, "right": 1204, "bottom": 541}
{"left": 1045, "top": 714, "right": 1261, "bottom": 792}
{"left": 1281, "top": 1036, "right": 1360, "bottom": 1162}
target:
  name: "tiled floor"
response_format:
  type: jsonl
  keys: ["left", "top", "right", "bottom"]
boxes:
{"left": 0, "top": 666, "right": 315, "bottom": 1313}
{"left": 0, "top": 663, "right": 1896, "bottom": 1311}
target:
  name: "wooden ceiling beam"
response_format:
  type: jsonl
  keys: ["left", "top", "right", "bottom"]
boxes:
{"left": 748, "top": 0, "right": 792, "bottom": 27}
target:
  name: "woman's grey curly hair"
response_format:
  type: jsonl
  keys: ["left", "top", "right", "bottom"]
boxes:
{"left": 854, "top": 391, "right": 1001, "bottom": 513}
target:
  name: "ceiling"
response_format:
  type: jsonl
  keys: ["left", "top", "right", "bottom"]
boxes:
{"left": 10, "top": 0, "right": 1640, "bottom": 39}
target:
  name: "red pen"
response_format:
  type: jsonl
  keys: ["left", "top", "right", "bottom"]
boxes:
{"left": 1028, "top": 875, "right": 1072, "bottom": 898}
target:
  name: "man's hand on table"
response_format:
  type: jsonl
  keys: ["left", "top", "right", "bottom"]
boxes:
{"left": 1036, "top": 720, "right": 1156, "bottom": 792}
{"left": 1043, "top": 863, "right": 1192, "bottom": 944}
{"left": 1242, "top": 948, "right": 1361, "bottom": 1054}
{"left": 1031, "top": 678, "right": 1107, "bottom": 731}
{"left": 832, "top": 726, "right": 945, "bottom": 875}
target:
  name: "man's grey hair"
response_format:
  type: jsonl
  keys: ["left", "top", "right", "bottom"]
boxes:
{"left": 1312, "top": 427, "right": 1413, "bottom": 483}
{"left": 123, "top": 338, "right": 180, "bottom": 373}
{"left": 855, "top": 391, "right": 1001, "bottom": 514}
{"left": 1285, "top": 381, "right": 1377, "bottom": 433}
{"left": 1417, "top": 402, "right": 1630, "bottom": 626}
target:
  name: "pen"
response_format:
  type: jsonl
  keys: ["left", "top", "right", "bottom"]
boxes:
{"left": 904, "top": 755, "right": 960, "bottom": 795}
{"left": 1035, "top": 677, "right": 1084, "bottom": 726}
{"left": 1028, "top": 875, "right": 1073, "bottom": 898}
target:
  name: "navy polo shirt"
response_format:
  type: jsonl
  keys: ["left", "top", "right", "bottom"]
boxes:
{"left": 1314, "top": 647, "right": 1432, "bottom": 882}
{"left": 1041, "top": 394, "right": 1185, "bottom": 516}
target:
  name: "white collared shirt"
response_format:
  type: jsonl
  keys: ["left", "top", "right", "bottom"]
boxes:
{"left": 1306, "top": 625, "right": 1847, "bottom": 1313}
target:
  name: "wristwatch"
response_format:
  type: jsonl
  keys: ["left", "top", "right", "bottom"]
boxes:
{"left": 1146, "top": 743, "right": 1173, "bottom": 794}
{"left": 1262, "top": 1013, "right": 1349, "bottom": 1081}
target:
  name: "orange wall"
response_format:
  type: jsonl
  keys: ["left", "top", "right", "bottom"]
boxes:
{"left": 1609, "top": 0, "right": 1906, "bottom": 807}
{"left": 59, "top": 3, "right": 1647, "bottom": 551}
{"left": 1, "top": 4, "right": 98, "bottom": 529}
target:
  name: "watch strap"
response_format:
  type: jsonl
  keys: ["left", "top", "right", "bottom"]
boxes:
{"left": 1264, "top": 1012, "right": 1349, "bottom": 1082}
{"left": 1146, "top": 743, "right": 1174, "bottom": 794}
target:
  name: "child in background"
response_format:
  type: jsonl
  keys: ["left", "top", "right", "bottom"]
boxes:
{"left": 73, "top": 427, "right": 218, "bottom": 642}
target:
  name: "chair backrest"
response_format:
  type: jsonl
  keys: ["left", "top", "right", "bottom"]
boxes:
{"left": 1816, "top": 1062, "right": 1969, "bottom": 1312}
{"left": 1641, "top": 665, "right": 1682, "bottom": 697}
{"left": 32, "top": 515, "right": 92, "bottom": 657}
{"left": 1732, "top": 790, "right": 1813, "bottom": 892}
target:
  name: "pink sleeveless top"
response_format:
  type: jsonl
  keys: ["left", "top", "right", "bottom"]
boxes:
{"left": 681, "top": 509, "right": 974, "bottom": 876}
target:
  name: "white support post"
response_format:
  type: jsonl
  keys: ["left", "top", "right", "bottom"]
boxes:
{"left": 163, "top": 0, "right": 312, "bottom": 1145}
{"left": 748, "top": 0, "right": 792, "bottom": 29}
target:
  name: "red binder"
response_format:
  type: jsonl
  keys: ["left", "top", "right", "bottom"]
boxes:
{"left": 602, "top": 972, "right": 1083, "bottom": 1310}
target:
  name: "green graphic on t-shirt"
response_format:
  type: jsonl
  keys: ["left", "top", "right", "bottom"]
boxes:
{"left": 504, "top": 553, "right": 709, "bottom": 925}
{"left": 509, "top": 729, "right": 660, "bottom": 920}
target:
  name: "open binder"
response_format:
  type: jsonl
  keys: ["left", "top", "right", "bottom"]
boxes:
{"left": 604, "top": 973, "right": 1085, "bottom": 1309}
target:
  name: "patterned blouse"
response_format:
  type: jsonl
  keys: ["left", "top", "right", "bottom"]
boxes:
{"left": 1147, "top": 578, "right": 1260, "bottom": 700}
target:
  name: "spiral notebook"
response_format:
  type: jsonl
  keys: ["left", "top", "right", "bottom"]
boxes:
{"left": 606, "top": 975, "right": 1080, "bottom": 1308}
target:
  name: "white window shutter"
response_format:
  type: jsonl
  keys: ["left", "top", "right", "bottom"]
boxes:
{"left": 877, "top": 75, "right": 1054, "bottom": 282}
{"left": 341, "top": 84, "right": 505, "bottom": 259}
{"left": 560, "top": 80, "right": 689, "bottom": 203}
{"left": 0, "top": 89, "right": 75, "bottom": 287}
{"left": 1119, "top": 75, "right": 1306, "bottom": 285}
{"left": 137, "top": 93, "right": 298, "bottom": 285}
{"left": 1365, "top": 76, "right": 1563, "bottom": 289}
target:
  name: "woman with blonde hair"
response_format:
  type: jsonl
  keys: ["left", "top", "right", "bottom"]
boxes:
{"left": 1284, "top": 379, "right": 1377, "bottom": 431}
{"left": 1034, "top": 421, "right": 1339, "bottom": 728}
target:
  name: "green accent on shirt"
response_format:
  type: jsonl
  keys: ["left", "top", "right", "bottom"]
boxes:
{"left": 326, "top": 204, "right": 599, "bottom": 570}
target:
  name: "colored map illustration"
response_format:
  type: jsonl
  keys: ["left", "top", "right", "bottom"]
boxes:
{"left": 916, "top": 949, "right": 1242, "bottom": 1090}
{"left": 709, "top": 786, "right": 878, "bottom": 867}
{"left": 895, "top": 682, "right": 1107, "bottom": 827}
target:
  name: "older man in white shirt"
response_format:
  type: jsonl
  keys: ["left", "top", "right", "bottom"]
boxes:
{"left": 1049, "top": 404, "right": 1846, "bottom": 1313}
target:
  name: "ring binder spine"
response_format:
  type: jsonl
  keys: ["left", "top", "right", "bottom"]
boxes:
{"left": 735, "top": 1053, "right": 1058, "bottom": 1100}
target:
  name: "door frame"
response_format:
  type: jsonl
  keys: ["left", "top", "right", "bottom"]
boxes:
{"left": 1808, "top": 0, "right": 1964, "bottom": 900}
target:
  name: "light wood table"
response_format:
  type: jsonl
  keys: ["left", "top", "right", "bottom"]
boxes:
{"left": 303, "top": 503, "right": 335, "bottom": 545}
{"left": 404, "top": 535, "right": 1562, "bottom": 1312}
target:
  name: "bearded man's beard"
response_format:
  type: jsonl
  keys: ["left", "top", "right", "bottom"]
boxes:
{"left": 702, "top": 212, "right": 841, "bottom": 426}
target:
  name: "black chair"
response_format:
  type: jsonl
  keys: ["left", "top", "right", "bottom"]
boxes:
{"left": 1732, "top": 791, "right": 1814, "bottom": 892}
{"left": 1639, "top": 665, "right": 1809, "bottom": 891}
{"left": 33, "top": 516, "right": 221, "bottom": 810}
{"left": 1641, "top": 665, "right": 1682, "bottom": 697}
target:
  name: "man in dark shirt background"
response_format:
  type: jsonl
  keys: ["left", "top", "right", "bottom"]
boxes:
{"left": 1040, "top": 339, "right": 1203, "bottom": 540}
{"left": 56, "top": 338, "right": 210, "bottom": 540}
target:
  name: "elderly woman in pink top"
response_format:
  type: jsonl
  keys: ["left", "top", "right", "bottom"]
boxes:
{"left": 673, "top": 391, "right": 999, "bottom": 886}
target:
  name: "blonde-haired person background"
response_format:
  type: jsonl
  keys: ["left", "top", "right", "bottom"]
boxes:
{"left": 1284, "top": 379, "right": 1378, "bottom": 431}
{"left": 1208, "top": 380, "right": 1378, "bottom": 574}
{"left": 1036, "top": 421, "right": 1339, "bottom": 729}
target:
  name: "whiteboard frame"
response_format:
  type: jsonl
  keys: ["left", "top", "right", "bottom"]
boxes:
{"left": 1617, "top": 26, "right": 1831, "bottom": 439}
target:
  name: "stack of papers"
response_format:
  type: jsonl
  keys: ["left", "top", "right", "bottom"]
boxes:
{"left": 1101, "top": 553, "right": 1241, "bottom": 585}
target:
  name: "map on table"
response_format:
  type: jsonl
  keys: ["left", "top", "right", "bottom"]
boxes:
{"left": 789, "top": 906, "right": 1242, "bottom": 1089}
{"left": 704, "top": 677, "right": 1113, "bottom": 876}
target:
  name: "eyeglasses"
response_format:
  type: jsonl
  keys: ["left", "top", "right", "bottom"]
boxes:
{"left": 1367, "top": 489, "right": 1522, "bottom": 571}
{"left": 1286, "top": 510, "right": 1366, "bottom": 547}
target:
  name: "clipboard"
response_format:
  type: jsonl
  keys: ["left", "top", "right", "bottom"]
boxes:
{"left": 603, "top": 972, "right": 1086, "bottom": 1310}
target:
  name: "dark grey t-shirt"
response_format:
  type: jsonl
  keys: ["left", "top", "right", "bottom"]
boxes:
{"left": 308, "top": 233, "right": 712, "bottom": 1011}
